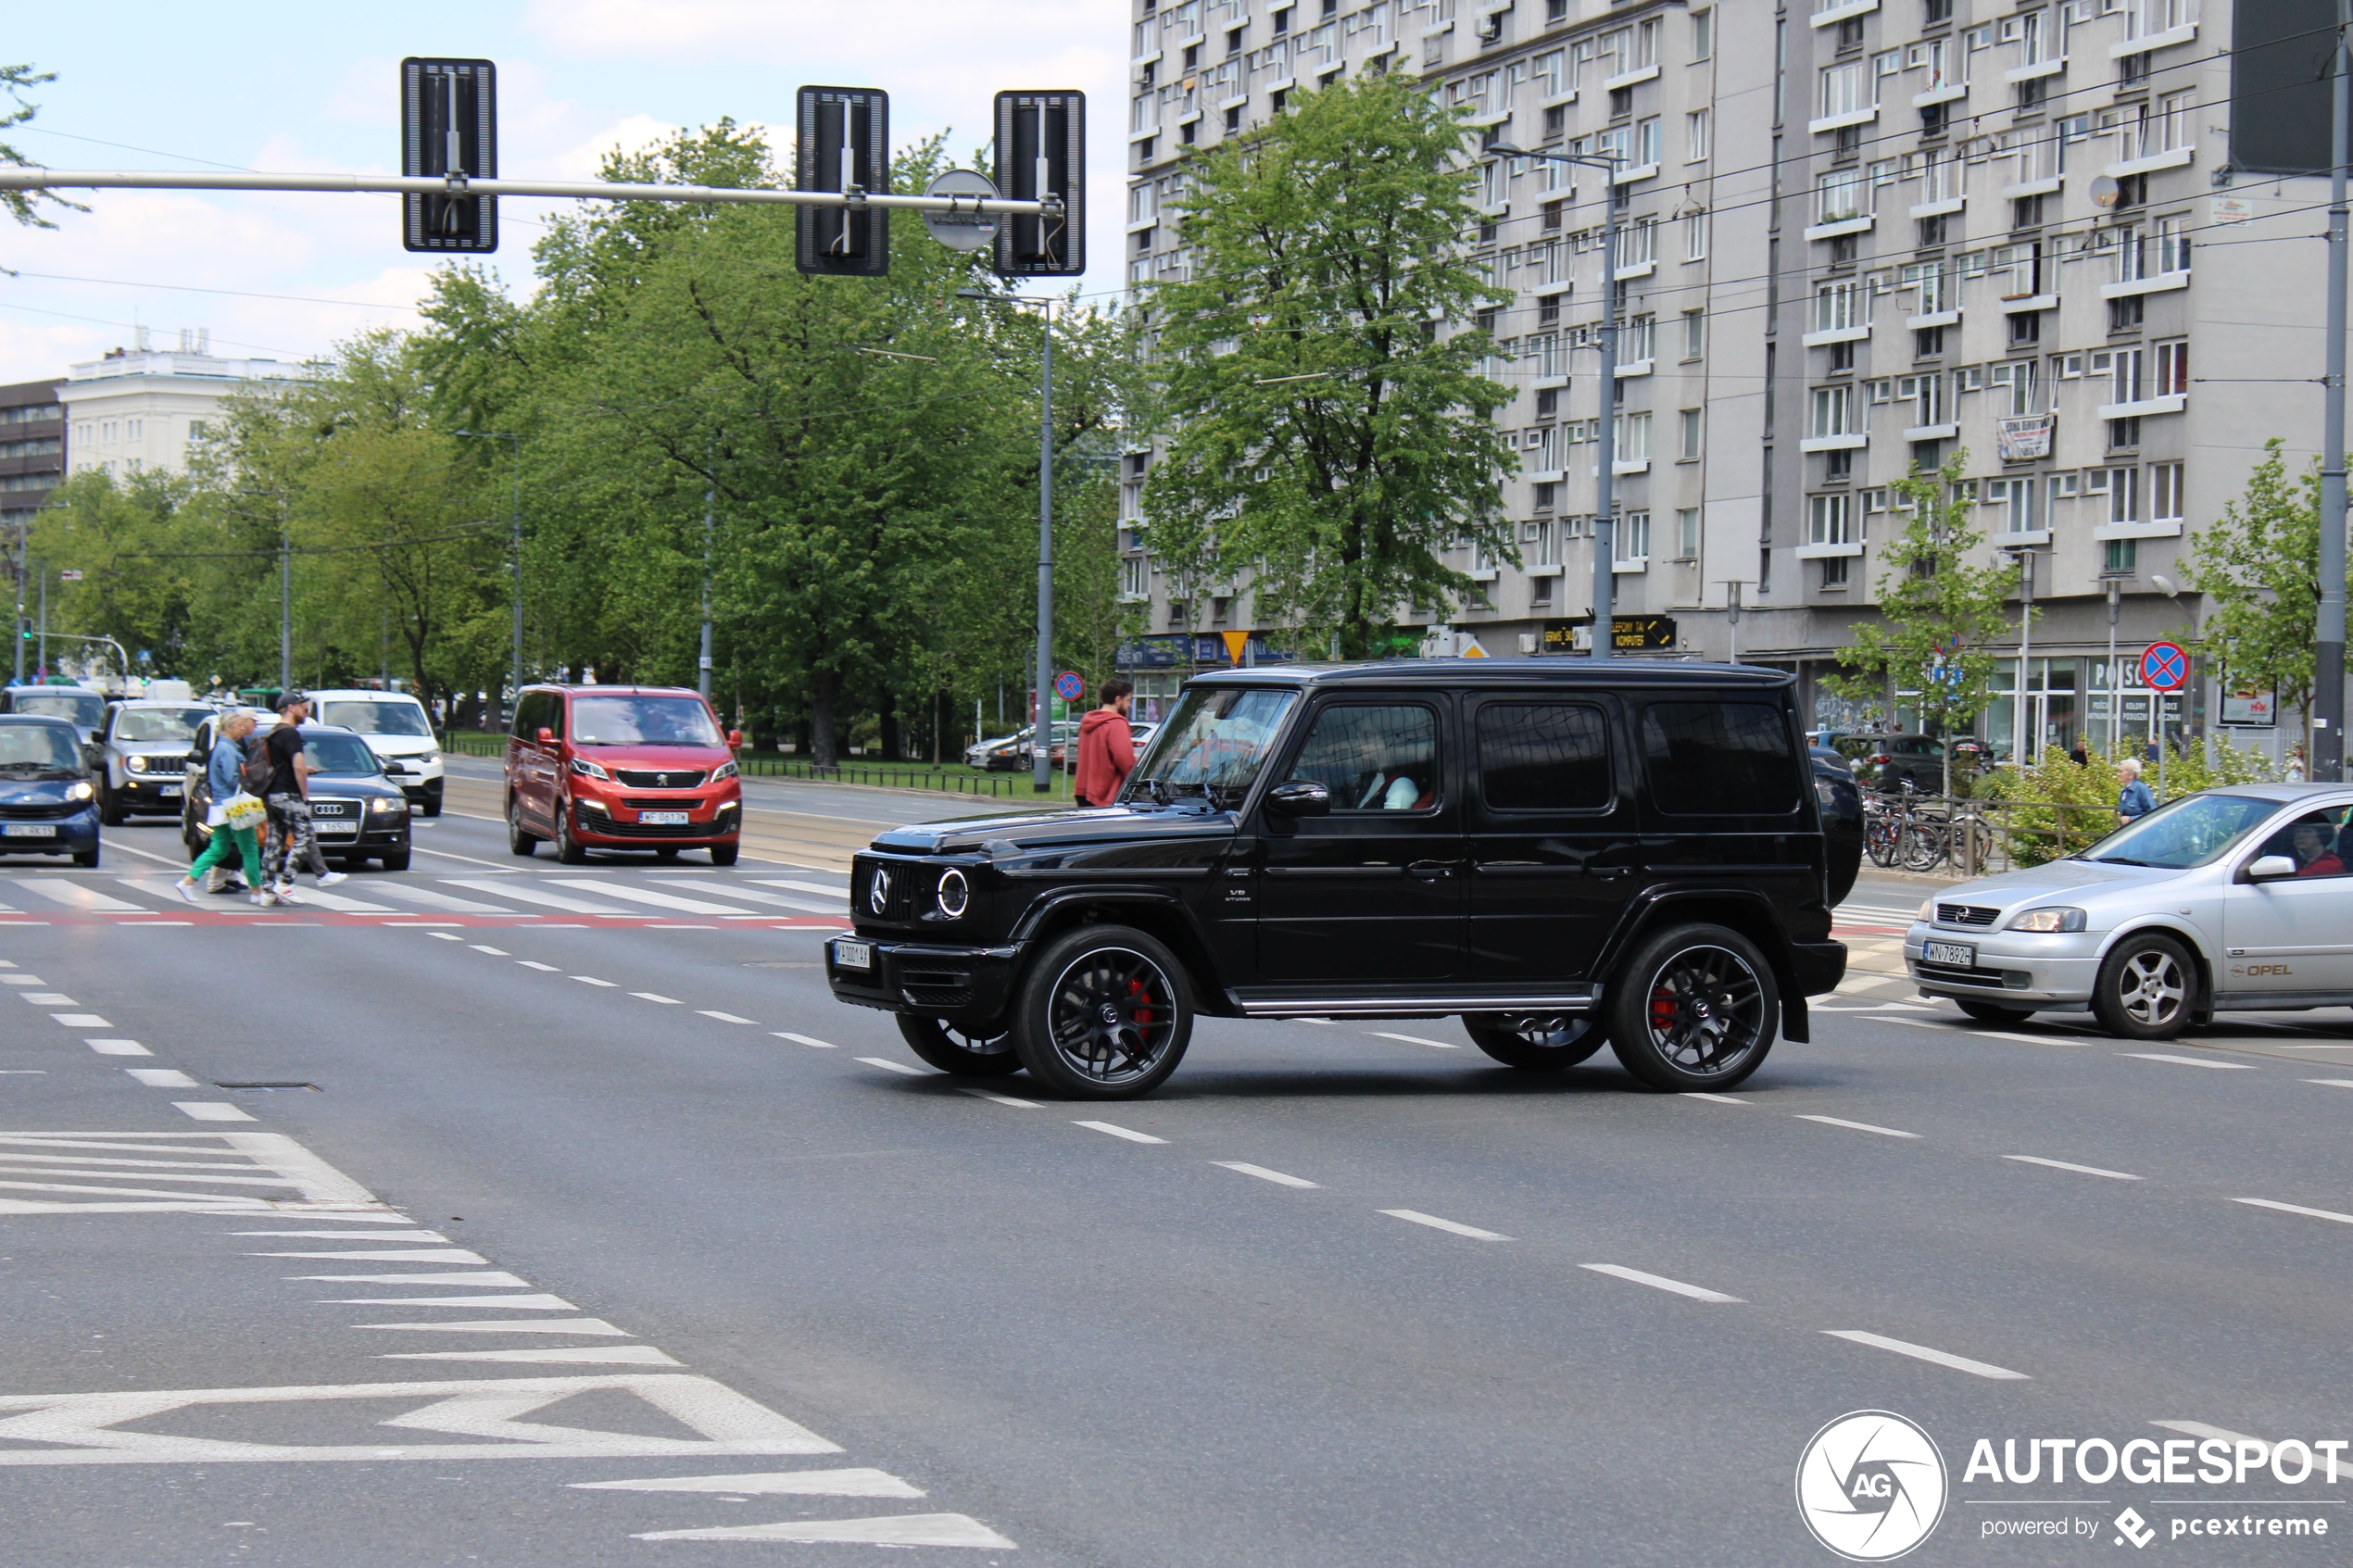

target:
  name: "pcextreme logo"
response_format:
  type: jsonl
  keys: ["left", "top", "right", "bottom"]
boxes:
{"left": 1797, "top": 1411, "right": 1950, "bottom": 1562}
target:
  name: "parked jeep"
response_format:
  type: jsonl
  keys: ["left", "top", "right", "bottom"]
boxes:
{"left": 826, "top": 661, "right": 1849, "bottom": 1099}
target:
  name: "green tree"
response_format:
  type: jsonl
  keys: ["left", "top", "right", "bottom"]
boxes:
{"left": 2185, "top": 437, "right": 2347, "bottom": 745}
{"left": 0, "top": 63, "right": 78, "bottom": 231}
{"left": 1826, "top": 454, "right": 2019, "bottom": 797}
{"left": 1142, "top": 73, "right": 1515, "bottom": 659}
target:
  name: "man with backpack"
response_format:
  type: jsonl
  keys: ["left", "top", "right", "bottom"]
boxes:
{"left": 258, "top": 691, "right": 346, "bottom": 903}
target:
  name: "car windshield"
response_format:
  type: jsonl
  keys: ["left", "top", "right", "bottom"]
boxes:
{"left": 572, "top": 695, "right": 722, "bottom": 747}
{"left": 12, "top": 690, "right": 102, "bottom": 728}
{"left": 2077, "top": 793, "right": 2279, "bottom": 870}
{"left": 1126, "top": 687, "right": 1298, "bottom": 802}
{"left": 302, "top": 733, "right": 384, "bottom": 775}
{"left": 112, "top": 707, "right": 208, "bottom": 744}
{"left": 318, "top": 699, "right": 434, "bottom": 738}
{"left": 0, "top": 721, "right": 81, "bottom": 772}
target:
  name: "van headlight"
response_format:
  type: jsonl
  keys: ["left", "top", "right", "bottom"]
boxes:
{"left": 935, "top": 868, "right": 970, "bottom": 919}
{"left": 2007, "top": 907, "right": 2086, "bottom": 933}
{"left": 712, "top": 759, "right": 739, "bottom": 781}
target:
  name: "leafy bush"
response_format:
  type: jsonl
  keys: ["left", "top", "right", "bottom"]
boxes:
{"left": 1977, "top": 738, "right": 2286, "bottom": 867}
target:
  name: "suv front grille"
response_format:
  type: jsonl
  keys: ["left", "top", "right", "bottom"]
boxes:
{"left": 858, "top": 858, "right": 920, "bottom": 922}
{"left": 1937, "top": 904, "right": 1999, "bottom": 926}
{"left": 616, "top": 769, "right": 705, "bottom": 789}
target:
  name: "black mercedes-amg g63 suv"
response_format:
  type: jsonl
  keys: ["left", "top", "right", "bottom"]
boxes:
{"left": 826, "top": 661, "right": 1856, "bottom": 1099}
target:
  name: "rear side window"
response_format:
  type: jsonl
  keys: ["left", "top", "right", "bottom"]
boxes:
{"left": 1477, "top": 703, "right": 1611, "bottom": 810}
{"left": 1642, "top": 702, "right": 1800, "bottom": 816}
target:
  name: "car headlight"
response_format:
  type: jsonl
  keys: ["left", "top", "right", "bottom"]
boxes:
{"left": 574, "top": 795, "right": 607, "bottom": 815}
{"left": 1918, "top": 898, "right": 1934, "bottom": 922}
{"left": 2007, "top": 906, "right": 2086, "bottom": 933}
{"left": 421, "top": 751, "right": 439, "bottom": 766}
{"left": 67, "top": 780, "right": 94, "bottom": 802}
{"left": 569, "top": 757, "right": 610, "bottom": 780}
{"left": 712, "top": 759, "right": 739, "bottom": 781}
{"left": 369, "top": 796, "right": 406, "bottom": 815}
{"left": 935, "top": 868, "right": 970, "bottom": 919}
{"left": 126, "top": 754, "right": 148, "bottom": 774}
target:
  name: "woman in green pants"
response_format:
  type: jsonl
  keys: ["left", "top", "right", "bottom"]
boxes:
{"left": 174, "top": 710, "right": 273, "bottom": 906}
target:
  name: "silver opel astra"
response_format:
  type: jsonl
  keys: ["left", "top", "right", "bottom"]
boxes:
{"left": 1906, "top": 784, "right": 2353, "bottom": 1039}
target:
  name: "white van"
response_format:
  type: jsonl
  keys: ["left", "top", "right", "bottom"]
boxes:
{"left": 307, "top": 689, "right": 444, "bottom": 816}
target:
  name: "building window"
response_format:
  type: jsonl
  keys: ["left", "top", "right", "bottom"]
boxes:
{"left": 1808, "top": 492, "right": 1856, "bottom": 546}
{"left": 1680, "top": 408, "right": 1703, "bottom": 459}
{"left": 1120, "top": 556, "right": 1149, "bottom": 600}
{"left": 2105, "top": 538, "right": 2139, "bottom": 574}
{"left": 1692, "top": 8, "right": 1713, "bottom": 59}
{"left": 1682, "top": 308, "right": 1705, "bottom": 359}
{"left": 1683, "top": 208, "right": 1708, "bottom": 261}
{"left": 1677, "top": 507, "right": 1701, "bottom": 559}
{"left": 1534, "top": 482, "right": 1556, "bottom": 510}
{"left": 1810, "top": 384, "right": 1857, "bottom": 439}
{"left": 1618, "top": 509, "right": 1652, "bottom": 562}
{"left": 2150, "top": 461, "right": 2184, "bottom": 525}
{"left": 2154, "top": 338, "right": 2189, "bottom": 397}
{"left": 1814, "top": 280, "right": 1861, "bottom": 334}
{"left": 1617, "top": 411, "right": 1653, "bottom": 461}
{"left": 2108, "top": 466, "right": 2141, "bottom": 525}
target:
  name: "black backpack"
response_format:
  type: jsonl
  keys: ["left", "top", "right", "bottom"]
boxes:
{"left": 237, "top": 733, "right": 277, "bottom": 796}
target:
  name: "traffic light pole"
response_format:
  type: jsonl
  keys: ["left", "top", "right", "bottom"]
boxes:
{"left": 10, "top": 512, "right": 23, "bottom": 684}
{"left": 1035, "top": 303, "right": 1054, "bottom": 796}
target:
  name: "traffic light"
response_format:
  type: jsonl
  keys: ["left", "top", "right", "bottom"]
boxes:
{"left": 993, "top": 91, "right": 1085, "bottom": 277}
{"left": 401, "top": 57, "right": 497, "bottom": 253}
{"left": 796, "top": 86, "right": 890, "bottom": 277}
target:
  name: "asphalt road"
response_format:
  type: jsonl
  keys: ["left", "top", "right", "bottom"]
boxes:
{"left": 3, "top": 796, "right": 2349, "bottom": 1566}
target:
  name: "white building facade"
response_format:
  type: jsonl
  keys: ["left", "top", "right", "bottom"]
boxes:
{"left": 65, "top": 332, "right": 308, "bottom": 482}
{"left": 1122, "top": 0, "right": 2333, "bottom": 764}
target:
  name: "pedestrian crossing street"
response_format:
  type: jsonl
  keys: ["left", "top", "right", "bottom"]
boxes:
{"left": 0, "top": 870, "right": 852, "bottom": 927}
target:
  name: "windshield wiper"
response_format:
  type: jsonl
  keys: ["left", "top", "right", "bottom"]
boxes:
{"left": 2089, "top": 855, "right": 2155, "bottom": 866}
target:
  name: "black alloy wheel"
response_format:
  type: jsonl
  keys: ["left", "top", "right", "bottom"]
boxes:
{"left": 1011, "top": 924, "right": 1192, "bottom": 1099}
{"left": 1463, "top": 1012, "right": 1608, "bottom": 1070}
{"left": 554, "top": 797, "right": 587, "bottom": 864}
{"left": 507, "top": 797, "right": 538, "bottom": 857}
{"left": 2091, "top": 932, "right": 2195, "bottom": 1040}
{"left": 897, "top": 1016, "right": 1024, "bottom": 1078}
{"left": 1606, "top": 923, "right": 1779, "bottom": 1091}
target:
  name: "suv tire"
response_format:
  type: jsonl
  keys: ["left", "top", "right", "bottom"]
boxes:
{"left": 2091, "top": 931, "right": 2196, "bottom": 1040}
{"left": 554, "top": 799, "right": 588, "bottom": 865}
{"left": 1957, "top": 999, "right": 2035, "bottom": 1025}
{"left": 1464, "top": 1012, "right": 1608, "bottom": 1070}
{"left": 1009, "top": 924, "right": 1192, "bottom": 1099}
{"left": 99, "top": 783, "right": 126, "bottom": 826}
{"left": 898, "top": 1016, "right": 1024, "bottom": 1077}
{"left": 508, "top": 799, "right": 538, "bottom": 858}
{"left": 1605, "top": 922, "right": 1780, "bottom": 1092}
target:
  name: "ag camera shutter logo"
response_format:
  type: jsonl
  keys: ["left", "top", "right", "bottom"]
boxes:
{"left": 1796, "top": 1411, "right": 1948, "bottom": 1561}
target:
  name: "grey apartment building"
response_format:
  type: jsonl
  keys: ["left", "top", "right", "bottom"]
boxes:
{"left": 1, "top": 377, "right": 68, "bottom": 633}
{"left": 1121, "top": 0, "right": 2322, "bottom": 762}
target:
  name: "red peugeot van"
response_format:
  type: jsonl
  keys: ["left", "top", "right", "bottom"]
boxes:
{"left": 504, "top": 684, "right": 744, "bottom": 865}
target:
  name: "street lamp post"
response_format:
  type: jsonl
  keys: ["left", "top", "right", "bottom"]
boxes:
{"left": 2318, "top": 0, "right": 2350, "bottom": 782}
{"left": 1494, "top": 143, "right": 1621, "bottom": 659}
{"left": 2005, "top": 544, "right": 2046, "bottom": 765}
{"left": 455, "top": 431, "right": 523, "bottom": 726}
{"left": 958, "top": 287, "right": 1058, "bottom": 793}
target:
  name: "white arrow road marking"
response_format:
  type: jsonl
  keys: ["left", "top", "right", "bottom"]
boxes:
{"left": 635, "top": 1514, "right": 1015, "bottom": 1548}
{"left": 574, "top": 1468, "right": 923, "bottom": 1497}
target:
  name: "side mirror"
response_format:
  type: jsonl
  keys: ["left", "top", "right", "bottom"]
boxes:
{"left": 1265, "top": 781, "right": 1331, "bottom": 818}
{"left": 727, "top": 729, "right": 743, "bottom": 749}
{"left": 535, "top": 727, "right": 555, "bottom": 747}
{"left": 2247, "top": 855, "right": 2298, "bottom": 881}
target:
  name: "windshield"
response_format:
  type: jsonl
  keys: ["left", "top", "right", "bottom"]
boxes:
{"left": 0, "top": 721, "right": 82, "bottom": 772}
{"left": 572, "top": 695, "right": 723, "bottom": 747}
{"left": 302, "top": 733, "right": 384, "bottom": 775}
{"left": 2079, "top": 793, "right": 2279, "bottom": 870}
{"left": 318, "top": 699, "right": 434, "bottom": 738}
{"left": 112, "top": 707, "right": 209, "bottom": 744}
{"left": 1126, "top": 686, "right": 1298, "bottom": 802}
{"left": 11, "top": 690, "right": 102, "bottom": 728}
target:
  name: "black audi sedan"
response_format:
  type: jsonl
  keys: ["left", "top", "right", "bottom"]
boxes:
{"left": 182, "top": 718, "right": 411, "bottom": 872}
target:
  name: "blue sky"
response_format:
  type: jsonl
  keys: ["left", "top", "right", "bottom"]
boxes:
{"left": 0, "top": 1, "right": 1122, "bottom": 384}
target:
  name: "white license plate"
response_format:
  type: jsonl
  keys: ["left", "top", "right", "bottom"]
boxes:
{"left": 639, "top": 810, "right": 691, "bottom": 825}
{"left": 2, "top": 823, "right": 57, "bottom": 838}
{"left": 832, "top": 939, "right": 874, "bottom": 972}
{"left": 1925, "top": 940, "right": 1977, "bottom": 968}
{"left": 158, "top": 784, "right": 181, "bottom": 797}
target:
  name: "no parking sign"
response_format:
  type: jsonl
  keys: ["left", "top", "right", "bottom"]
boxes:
{"left": 2140, "top": 641, "right": 2188, "bottom": 692}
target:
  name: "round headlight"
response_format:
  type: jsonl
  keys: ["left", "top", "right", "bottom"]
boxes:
{"left": 935, "top": 868, "right": 970, "bottom": 919}
{"left": 126, "top": 754, "right": 148, "bottom": 773}
{"left": 67, "top": 780, "right": 94, "bottom": 803}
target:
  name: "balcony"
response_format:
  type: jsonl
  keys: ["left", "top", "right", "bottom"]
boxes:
{"left": 1802, "top": 324, "right": 1872, "bottom": 347}
{"left": 1804, "top": 215, "right": 1874, "bottom": 242}
{"left": 2099, "top": 270, "right": 2191, "bottom": 299}
{"left": 2105, "top": 144, "right": 2195, "bottom": 179}
{"left": 1796, "top": 540, "right": 1864, "bottom": 558}
{"left": 1998, "top": 294, "right": 2058, "bottom": 314}
{"left": 1799, "top": 433, "right": 1869, "bottom": 453}
{"left": 1909, "top": 195, "right": 1966, "bottom": 219}
{"left": 2004, "top": 58, "right": 2066, "bottom": 84}
{"left": 1904, "top": 422, "right": 1959, "bottom": 442}
{"left": 2111, "top": 23, "right": 2197, "bottom": 58}
{"left": 1906, "top": 310, "right": 1960, "bottom": 330}
{"left": 2096, "top": 394, "right": 2186, "bottom": 420}
{"left": 1809, "top": 0, "right": 1879, "bottom": 28}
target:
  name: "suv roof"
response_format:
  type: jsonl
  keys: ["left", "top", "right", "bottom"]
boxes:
{"left": 519, "top": 684, "right": 707, "bottom": 696}
{"left": 1183, "top": 659, "right": 1793, "bottom": 692}
{"left": 307, "top": 688, "right": 426, "bottom": 702}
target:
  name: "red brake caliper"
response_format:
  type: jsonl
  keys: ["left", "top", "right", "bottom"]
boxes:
{"left": 1128, "top": 977, "right": 1153, "bottom": 1027}
{"left": 1649, "top": 985, "right": 1679, "bottom": 1035}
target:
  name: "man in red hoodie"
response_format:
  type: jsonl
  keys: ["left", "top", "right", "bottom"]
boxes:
{"left": 1073, "top": 679, "right": 1137, "bottom": 808}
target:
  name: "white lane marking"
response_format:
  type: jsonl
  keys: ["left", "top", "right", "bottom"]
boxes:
{"left": 442, "top": 879, "right": 631, "bottom": 915}
{"left": 1075, "top": 1120, "right": 1167, "bottom": 1144}
{"left": 50, "top": 1014, "right": 109, "bottom": 1027}
{"left": 1680, "top": 1092, "right": 1750, "bottom": 1105}
{"left": 174, "top": 1102, "right": 255, "bottom": 1123}
{"left": 320, "top": 1295, "right": 577, "bottom": 1309}
{"left": 635, "top": 1514, "right": 1015, "bottom": 1548}
{"left": 775, "top": 1033, "right": 837, "bottom": 1049}
{"left": 1795, "top": 1114, "right": 1921, "bottom": 1139}
{"left": 701, "top": 886, "right": 845, "bottom": 914}
{"left": 426, "top": 933, "right": 464, "bottom": 943}
{"left": 285, "top": 1271, "right": 534, "bottom": 1286}
{"left": 469, "top": 945, "right": 509, "bottom": 957}
{"left": 571, "top": 976, "right": 617, "bottom": 988}
{"left": 630, "top": 993, "right": 682, "bottom": 1005}
{"left": 697, "top": 1010, "right": 758, "bottom": 1024}
{"left": 1579, "top": 1263, "right": 1744, "bottom": 1303}
{"left": 226, "top": 884, "right": 393, "bottom": 914}
{"left": 2306, "top": 1079, "right": 2353, "bottom": 1089}
{"left": 94, "top": 837, "right": 182, "bottom": 867}
{"left": 11, "top": 879, "right": 145, "bottom": 912}
{"left": 576, "top": 1469, "right": 923, "bottom": 1498}
{"left": 251, "top": 1248, "right": 490, "bottom": 1263}
{"left": 1379, "top": 1209, "right": 1509, "bottom": 1241}
{"left": 553, "top": 880, "right": 759, "bottom": 916}
{"left": 0, "top": 1070, "right": 44, "bottom": 1074}
{"left": 0, "top": 1372, "right": 836, "bottom": 1465}
{"left": 375, "top": 884, "right": 526, "bottom": 915}
{"left": 125, "top": 1069, "right": 197, "bottom": 1088}
{"left": 2121, "top": 1052, "right": 2259, "bottom": 1070}
{"left": 953, "top": 1087, "right": 1040, "bottom": 1108}
{"left": 855, "top": 1057, "right": 924, "bottom": 1076}
{"left": 1368, "top": 1031, "right": 1460, "bottom": 1049}
{"left": 2234, "top": 1196, "right": 2353, "bottom": 1226}
{"left": 1214, "top": 1160, "right": 1320, "bottom": 1189}
{"left": 0, "top": 974, "right": 42, "bottom": 985}
{"left": 2005, "top": 1154, "right": 2143, "bottom": 1181}
{"left": 85, "top": 1039, "right": 150, "bottom": 1056}
{"left": 381, "top": 1345, "right": 683, "bottom": 1365}
{"left": 409, "top": 843, "right": 531, "bottom": 870}
{"left": 750, "top": 878, "right": 852, "bottom": 899}
{"left": 354, "top": 1318, "right": 630, "bottom": 1336}
{"left": 516, "top": 960, "right": 559, "bottom": 972}
{"left": 1822, "top": 1330, "right": 2030, "bottom": 1380}
{"left": 232, "top": 1230, "right": 447, "bottom": 1242}
{"left": 21, "top": 993, "right": 77, "bottom": 1005}
{"left": 2151, "top": 1420, "right": 2268, "bottom": 1449}
{"left": 1888, "top": 1018, "right": 2094, "bottom": 1047}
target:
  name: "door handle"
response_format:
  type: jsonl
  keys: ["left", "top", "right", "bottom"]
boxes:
{"left": 1406, "top": 859, "right": 1460, "bottom": 879}
{"left": 1589, "top": 866, "right": 1633, "bottom": 880}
